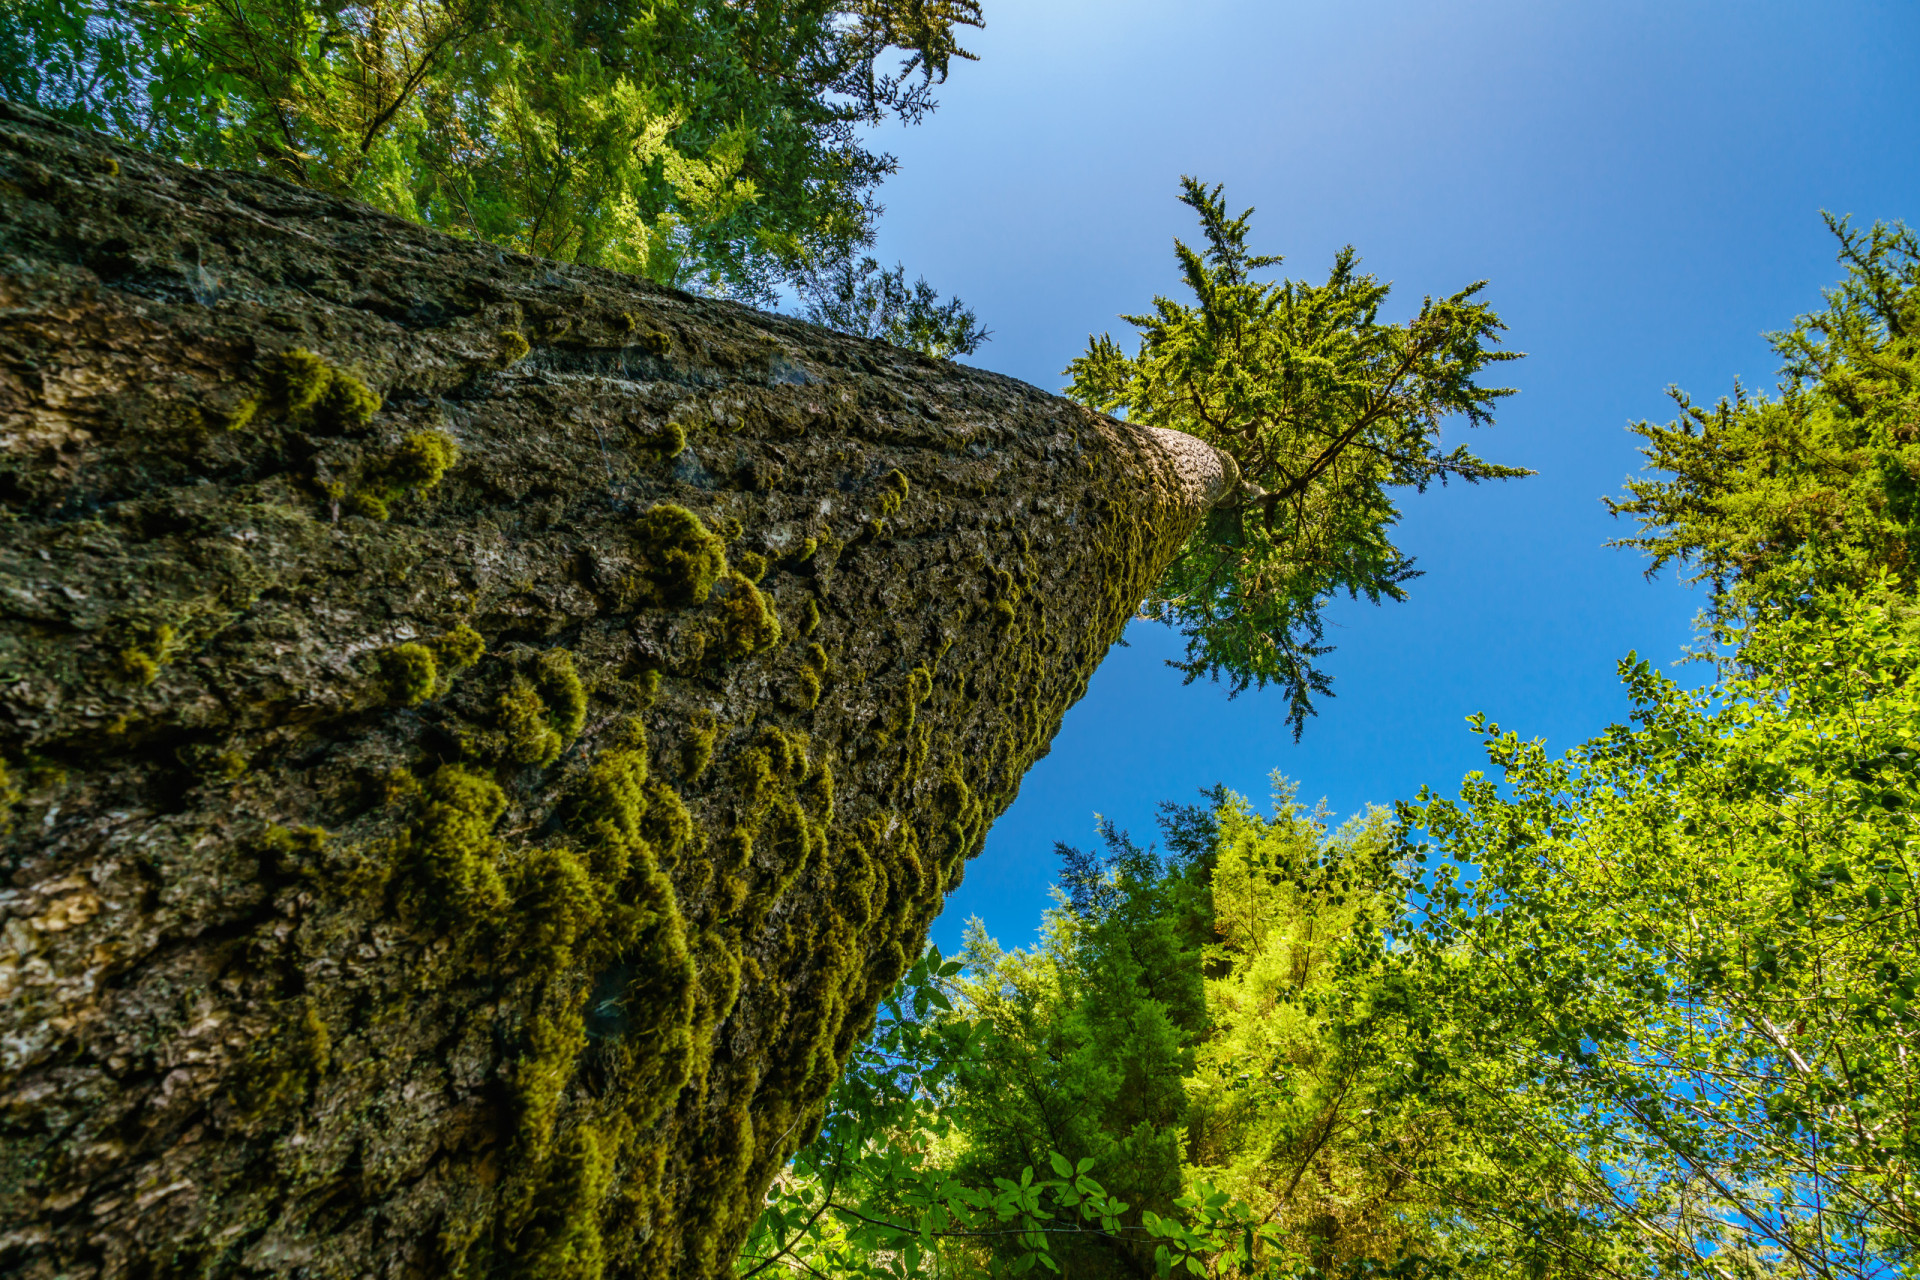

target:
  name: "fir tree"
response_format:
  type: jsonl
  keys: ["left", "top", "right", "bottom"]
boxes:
{"left": 1066, "top": 178, "right": 1527, "bottom": 733}
{"left": 797, "top": 256, "right": 990, "bottom": 359}
{"left": 0, "top": 0, "right": 984, "bottom": 298}
{"left": 1608, "top": 215, "right": 1920, "bottom": 614}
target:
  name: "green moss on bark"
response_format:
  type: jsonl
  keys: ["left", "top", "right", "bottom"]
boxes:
{"left": 271, "top": 347, "right": 380, "bottom": 429}
{"left": 733, "top": 549, "right": 768, "bottom": 583}
{"left": 0, "top": 758, "right": 19, "bottom": 835}
{"left": 234, "top": 1001, "right": 331, "bottom": 1122}
{"left": 395, "top": 765, "right": 511, "bottom": 921}
{"left": 389, "top": 430, "right": 459, "bottom": 489}
{"left": 714, "top": 572, "right": 781, "bottom": 659}
{"left": 536, "top": 649, "right": 588, "bottom": 741}
{"left": 380, "top": 642, "right": 438, "bottom": 706}
{"left": 632, "top": 505, "right": 727, "bottom": 606}
{"left": 498, "top": 329, "right": 532, "bottom": 364}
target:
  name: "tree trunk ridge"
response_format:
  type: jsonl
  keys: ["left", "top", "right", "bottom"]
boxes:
{"left": 0, "top": 100, "right": 1231, "bottom": 1279}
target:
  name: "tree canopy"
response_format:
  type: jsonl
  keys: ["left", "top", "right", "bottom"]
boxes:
{"left": 798, "top": 255, "right": 991, "bottom": 359}
{"left": 735, "top": 791, "right": 1477, "bottom": 1280}
{"left": 738, "top": 606, "right": 1920, "bottom": 1280}
{"left": 1376, "top": 590, "right": 1920, "bottom": 1279}
{"left": 1065, "top": 178, "right": 1528, "bottom": 731}
{"left": 1608, "top": 216, "right": 1920, "bottom": 614}
{"left": 3, "top": 0, "right": 983, "bottom": 298}
{"left": 9, "top": 25, "right": 1531, "bottom": 695}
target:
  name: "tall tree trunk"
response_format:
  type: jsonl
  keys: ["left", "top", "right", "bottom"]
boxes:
{"left": 0, "top": 101, "right": 1235, "bottom": 1279}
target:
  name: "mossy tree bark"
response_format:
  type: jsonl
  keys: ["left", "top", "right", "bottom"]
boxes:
{"left": 0, "top": 102, "right": 1236, "bottom": 1279}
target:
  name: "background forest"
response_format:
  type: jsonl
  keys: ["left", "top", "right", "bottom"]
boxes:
{"left": 10, "top": 0, "right": 1920, "bottom": 1276}
{"left": 745, "top": 228, "right": 1920, "bottom": 1279}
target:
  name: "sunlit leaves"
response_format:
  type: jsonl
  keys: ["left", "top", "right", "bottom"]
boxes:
{"left": 739, "top": 796, "right": 1463, "bottom": 1279}
{"left": 4, "top": 0, "right": 985, "bottom": 299}
{"left": 1382, "top": 590, "right": 1920, "bottom": 1278}
{"left": 1607, "top": 216, "right": 1920, "bottom": 614}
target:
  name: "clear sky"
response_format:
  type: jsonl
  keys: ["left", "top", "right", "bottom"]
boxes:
{"left": 838, "top": 0, "right": 1920, "bottom": 955}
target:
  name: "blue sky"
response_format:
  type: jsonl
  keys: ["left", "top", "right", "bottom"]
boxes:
{"left": 837, "top": 0, "right": 1920, "bottom": 954}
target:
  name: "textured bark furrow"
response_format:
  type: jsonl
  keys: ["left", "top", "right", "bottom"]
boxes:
{"left": 0, "top": 101, "right": 1232, "bottom": 1280}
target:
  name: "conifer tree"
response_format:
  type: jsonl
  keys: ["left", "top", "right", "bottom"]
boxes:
{"left": 1066, "top": 179, "right": 1527, "bottom": 732}
{"left": 0, "top": 102, "right": 1236, "bottom": 1280}
{"left": 938, "top": 821, "right": 1210, "bottom": 1279}
{"left": 0, "top": 0, "right": 984, "bottom": 298}
{"left": 1608, "top": 215, "right": 1920, "bottom": 614}
{"left": 740, "top": 790, "right": 1482, "bottom": 1280}
{"left": 798, "top": 256, "right": 990, "bottom": 359}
